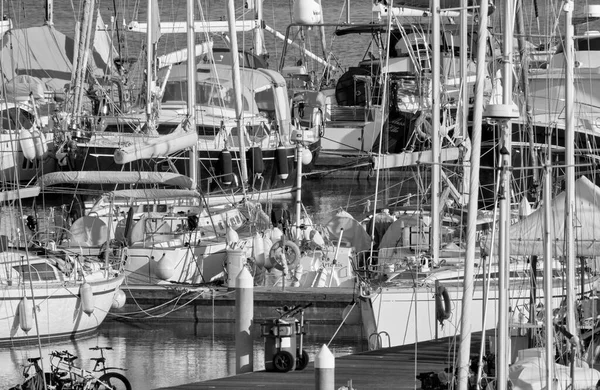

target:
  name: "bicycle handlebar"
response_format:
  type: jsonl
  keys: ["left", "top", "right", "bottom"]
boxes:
{"left": 50, "top": 350, "right": 78, "bottom": 361}
{"left": 89, "top": 346, "right": 112, "bottom": 351}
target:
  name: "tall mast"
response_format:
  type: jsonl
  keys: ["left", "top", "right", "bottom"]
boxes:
{"left": 456, "top": 0, "right": 489, "bottom": 388}
{"left": 72, "top": 0, "right": 95, "bottom": 119}
{"left": 45, "top": 0, "right": 54, "bottom": 26}
{"left": 459, "top": 0, "right": 470, "bottom": 206}
{"left": 145, "top": 0, "right": 154, "bottom": 130}
{"left": 431, "top": 0, "right": 441, "bottom": 266}
{"left": 497, "top": 0, "right": 515, "bottom": 388}
{"left": 186, "top": 0, "right": 197, "bottom": 189}
{"left": 252, "top": 0, "right": 265, "bottom": 57}
{"left": 516, "top": 0, "right": 538, "bottom": 198}
{"left": 227, "top": 0, "right": 249, "bottom": 186}
{"left": 542, "top": 121, "right": 554, "bottom": 390}
{"left": 563, "top": 0, "right": 576, "bottom": 352}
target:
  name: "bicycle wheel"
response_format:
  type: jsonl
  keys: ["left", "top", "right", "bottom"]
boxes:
{"left": 94, "top": 373, "right": 132, "bottom": 390}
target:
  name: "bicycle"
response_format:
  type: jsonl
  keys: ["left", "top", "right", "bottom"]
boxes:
{"left": 9, "top": 356, "right": 58, "bottom": 390}
{"left": 49, "top": 348, "right": 131, "bottom": 390}
{"left": 87, "top": 346, "right": 131, "bottom": 390}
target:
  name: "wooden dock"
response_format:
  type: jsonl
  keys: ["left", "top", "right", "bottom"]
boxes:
{"left": 115, "top": 286, "right": 356, "bottom": 325}
{"left": 155, "top": 333, "right": 485, "bottom": 390}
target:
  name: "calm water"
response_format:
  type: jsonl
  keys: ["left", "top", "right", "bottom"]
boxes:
{"left": 0, "top": 321, "right": 363, "bottom": 389}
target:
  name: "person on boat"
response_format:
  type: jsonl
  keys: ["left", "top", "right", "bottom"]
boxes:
{"left": 271, "top": 203, "right": 291, "bottom": 233}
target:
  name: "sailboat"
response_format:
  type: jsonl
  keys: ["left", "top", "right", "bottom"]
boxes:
{"left": 277, "top": 0, "right": 479, "bottom": 173}
{"left": 0, "top": 174, "right": 126, "bottom": 346}
{"left": 354, "top": 2, "right": 600, "bottom": 358}
{"left": 0, "top": 0, "right": 118, "bottom": 185}
{"left": 43, "top": 0, "right": 320, "bottom": 204}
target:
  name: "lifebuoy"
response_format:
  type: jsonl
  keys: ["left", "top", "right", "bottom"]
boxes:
{"left": 269, "top": 239, "right": 300, "bottom": 272}
{"left": 435, "top": 284, "right": 452, "bottom": 324}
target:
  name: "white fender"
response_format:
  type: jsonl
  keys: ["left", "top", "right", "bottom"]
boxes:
{"left": 253, "top": 233, "right": 265, "bottom": 268}
{"left": 111, "top": 289, "right": 127, "bottom": 309}
{"left": 18, "top": 296, "right": 33, "bottom": 333}
{"left": 271, "top": 227, "right": 283, "bottom": 242}
{"left": 19, "top": 129, "right": 36, "bottom": 161}
{"left": 80, "top": 283, "right": 95, "bottom": 315}
{"left": 31, "top": 130, "right": 48, "bottom": 159}
{"left": 155, "top": 253, "right": 176, "bottom": 280}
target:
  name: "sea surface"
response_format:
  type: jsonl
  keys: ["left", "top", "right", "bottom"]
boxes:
{"left": 0, "top": 321, "right": 363, "bottom": 389}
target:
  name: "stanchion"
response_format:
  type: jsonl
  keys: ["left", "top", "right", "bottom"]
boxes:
{"left": 235, "top": 267, "right": 254, "bottom": 374}
{"left": 315, "top": 344, "right": 334, "bottom": 390}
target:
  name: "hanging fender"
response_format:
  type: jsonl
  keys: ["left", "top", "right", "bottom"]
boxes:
{"left": 435, "top": 284, "right": 452, "bottom": 324}
{"left": 268, "top": 239, "right": 300, "bottom": 272}
{"left": 312, "top": 108, "right": 324, "bottom": 138}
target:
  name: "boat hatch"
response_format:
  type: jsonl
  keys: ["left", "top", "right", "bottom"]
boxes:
{"left": 13, "top": 262, "right": 59, "bottom": 281}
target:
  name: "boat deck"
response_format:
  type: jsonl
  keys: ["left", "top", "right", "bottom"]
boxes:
{"left": 155, "top": 332, "right": 486, "bottom": 389}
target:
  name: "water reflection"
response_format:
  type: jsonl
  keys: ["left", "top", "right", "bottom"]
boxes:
{"left": 1, "top": 320, "right": 363, "bottom": 389}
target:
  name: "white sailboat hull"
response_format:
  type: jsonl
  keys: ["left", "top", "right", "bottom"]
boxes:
{"left": 0, "top": 275, "right": 124, "bottom": 345}
{"left": 123, "top": 241, "right": 230, "bottom": 285}
{"left": 362, "top": 278, "right": 593, "bottom": 350}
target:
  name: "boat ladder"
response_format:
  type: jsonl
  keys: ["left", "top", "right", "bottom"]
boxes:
{"left": 394, "top": 18, "right": 432, "bottom": 74}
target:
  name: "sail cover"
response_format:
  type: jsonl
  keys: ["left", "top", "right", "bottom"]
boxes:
{"left": 38, "top": 171, "right": 193, "bottom": 189}
{"left": 481, "top": 176, "right": 600, "bottom": 257}
{"left": 1, "top": 25, "right": 109, "bottom": 92}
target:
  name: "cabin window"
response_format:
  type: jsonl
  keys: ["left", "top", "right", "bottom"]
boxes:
{"left": 163, "top": 81, "right": 250, "bottom": 110}
{"left": 157, "top": 205, "right": 167, "bottom": 213}
{"left": 162, "top": 81, "right": 187, "bottom": 103}
{"left": 143, "top": 205, "right": 153, "bottom": 212}
{"left": 197, "top": 83, "right": 249, "bottom": 110}
{"left": 13, "top": 263, "right": 58, "bottom": 282}
{"left": 1, "top": 108, "right": 34, "bottom": 130}
{"left": 255, "top": 89, "right": 276, "bottom": 119}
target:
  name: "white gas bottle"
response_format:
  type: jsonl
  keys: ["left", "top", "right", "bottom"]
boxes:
{"left": 292, "top": 0, "right": 322, "bottom": 25}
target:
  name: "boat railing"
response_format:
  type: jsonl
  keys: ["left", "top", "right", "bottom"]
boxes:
{"left": 368, "top": 331, "right": 391, "bottom": 350}
{"left": 355, "top": 247, "right": 430, "bottom": 277}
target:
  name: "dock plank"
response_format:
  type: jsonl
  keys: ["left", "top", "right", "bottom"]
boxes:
{"left": 155, "top": 333, "right": 485, "bottom": 390}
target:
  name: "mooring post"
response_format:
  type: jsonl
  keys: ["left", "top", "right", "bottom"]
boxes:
{"left": 235, "top": 267, "right": 254, "bottom": 374}
{"left": 315, "top": 344, "right": 335, "bottom": 390}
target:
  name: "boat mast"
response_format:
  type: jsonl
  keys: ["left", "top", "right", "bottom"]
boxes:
{"left": 456, "top": 0, "right": 490, "bottom": 388}
{"left": 252, "top": 0, "right": 265, "bottom": 58}
{"left": 186, "top": 0, "right": 197, "bottom": 189}
{"left": 515, "top": 0, "right": 538, "bottom": 200}
{"left": 45, "top": 0, "right": 53, "bottom": 26}
{"left": 227, "top": 0, "right": 249, "bottom": 187}
{"left": 71, "top": 0, "right": 95, "bottom": 120}
{"left": 431, "top": 0, "right": 441, "bottom": 266}
{"left": 542, "top": 112, "right": 554, "bottom": 390}
{"left": 145, "top": 0, "right": 156, "bottom": 131}
{"left": 459, "top": 0, "right": 470, "bottom": 206}
{"left": 497, "top": 0, "right": 515, "bottom": 388}
{"left": 563, "top": 0, "right": 577, "bottom": 355}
